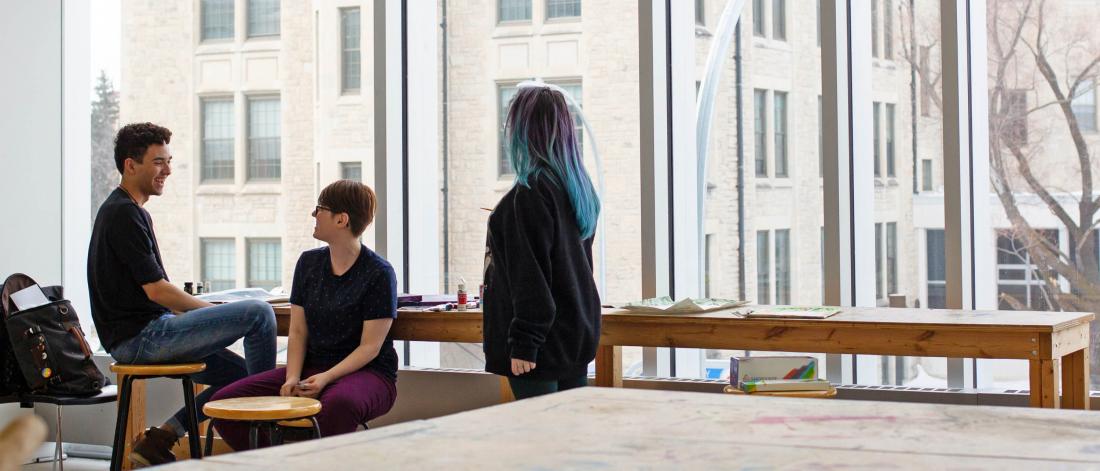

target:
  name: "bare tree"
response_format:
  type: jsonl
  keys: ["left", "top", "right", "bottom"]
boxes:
{"left": 905, "top": 0, "right": 1100, "bottom": 383}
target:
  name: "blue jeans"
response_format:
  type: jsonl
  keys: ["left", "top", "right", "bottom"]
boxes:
{"left": 109, "top": 299, "right": 277, "bottom": 433}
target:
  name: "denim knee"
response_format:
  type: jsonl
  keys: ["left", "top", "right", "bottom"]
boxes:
{"left": 241, "top": 299, "right": 276, "bottom": 332}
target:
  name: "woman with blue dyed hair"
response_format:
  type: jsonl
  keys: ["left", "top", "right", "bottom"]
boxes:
{"left": 481, "top": 82, "right": 602, "bottom": 399}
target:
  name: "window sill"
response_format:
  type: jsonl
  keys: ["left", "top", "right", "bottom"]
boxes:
{"left": 492, "top": 22, "right": 534, "bottom": 39}
{"left": 239, "top": 37, "right": 280, "bottom": 53}
{"left": 195, "top": 40, "right": 236, "bottom": 56}
{"left": 336, "top": 93, "right": 364, "bottom": 106}
{"left": 695, "top": 25, "right": 711, "bottom": 38}
{"left": 753, "top": 37, "right": 792, "bottom": 52}
{"left": 194, "top": 182, "right": 282, "bottom": 196}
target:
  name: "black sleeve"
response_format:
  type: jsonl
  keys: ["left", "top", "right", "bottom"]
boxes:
{"left": 106, "top": 205, "right": 165, "bottom": 285}
{"left": 289, "top": 253, "right": 310, "bottom": 306}
{"left": 361, "top": 264, "right": 398, "bottom": 321}
{"left": 502, "top": 185, "right": 557, "bottom": 363}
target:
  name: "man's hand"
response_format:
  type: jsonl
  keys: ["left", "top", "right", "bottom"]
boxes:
{"left": 511, "top": 358, "right": 536, "bottom": 376}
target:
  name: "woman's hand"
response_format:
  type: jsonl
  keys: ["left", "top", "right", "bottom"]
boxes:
{"left": 296, "top": 372, "right": 332, "bottom": 399}
{"left": 511, "top": 358, "right": 536, "bottom": 376}
{"left": 280, "top": 377, "right": 300, "bottom": 397}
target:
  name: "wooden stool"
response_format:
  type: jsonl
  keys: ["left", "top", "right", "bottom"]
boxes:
{"left": 203, "top": 397, "right": 321, "bottom": 453}
{"left": 109, "top": 363, "right": 206, "bottom": 471}
{"left": 722, "top": 385, "right": 838, "bottom": 398}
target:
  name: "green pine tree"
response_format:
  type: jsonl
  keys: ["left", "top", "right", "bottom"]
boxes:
{"left": 90, "top": 71, "right": 120, "bottom": 220}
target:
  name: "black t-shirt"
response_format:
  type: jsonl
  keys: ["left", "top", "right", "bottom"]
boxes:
{"left": 289, "top": 246, "right": 398, "bottom": 381}
{"left": 87, "top": 188, "right": 171, "bottom": 351}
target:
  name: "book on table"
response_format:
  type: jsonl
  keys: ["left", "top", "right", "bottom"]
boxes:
{"left": 739, "top": 378, "right": 832, "bottom": 393}
{"left": 744, "top": 306, "right": 840, "bottom": 319}
{"left": 197, "top": 288, "right": 289, "bottom": 304}
{"left": 615, "top": 296, "right": 749, "bottom": 314}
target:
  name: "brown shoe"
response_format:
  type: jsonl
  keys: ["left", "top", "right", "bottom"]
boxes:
{"left": 130, "top": 427, "right": 178, "bottom": 467}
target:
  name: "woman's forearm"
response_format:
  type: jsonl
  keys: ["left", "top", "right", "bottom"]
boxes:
{"left": 323, "top": 345, "right": 380, "bottom": 381}
{"left": 284, "top": 331, "right": 308, "bottom": 381}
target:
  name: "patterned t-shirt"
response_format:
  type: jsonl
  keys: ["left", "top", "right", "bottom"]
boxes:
{"left": 289, "top": 246, "right": 398, "bottom": 381}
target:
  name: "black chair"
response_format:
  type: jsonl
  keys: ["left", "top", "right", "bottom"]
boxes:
{"left": 7, "top": 385, "right": 119, "bottom": 471}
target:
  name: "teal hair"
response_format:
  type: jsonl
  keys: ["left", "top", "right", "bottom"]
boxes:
{"left": 506, "top": 86, "right": 601, "bottom": 239}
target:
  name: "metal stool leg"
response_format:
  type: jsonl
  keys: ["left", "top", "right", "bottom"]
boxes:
{"left": 248, "top": 422, "right": 259, "bottom": 450}
{"left": 308, "top": 416, "right": 322, "bottom": 440}
{"left": 109, "top": 375, "right": 136, "bottom": 471}
{"left": 53, "top": 404, "right": 63, "bottom": 471}
{"left": 205, "top": 419, "right": 216, "bottom": 456}
{"left": 181, "top": 376, "right": 202, "bottom": 459}
{"left": 270, "top": 423, "right": 284, "bottom": 446}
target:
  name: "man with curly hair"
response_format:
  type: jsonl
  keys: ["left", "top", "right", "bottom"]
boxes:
{"left": 87, "top": 122, "right": 277, "bottom": 466}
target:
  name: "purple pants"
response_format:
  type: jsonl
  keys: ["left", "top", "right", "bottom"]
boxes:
{"left": 209, "top": 365, "right": 397, "bottom": 450}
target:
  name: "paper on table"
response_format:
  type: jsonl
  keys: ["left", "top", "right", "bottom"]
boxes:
{"left": 11, "top": 284, "right": 51, "bottom": 312}
{"left": 617, "top": 297, "right": 749, "bottom": 314}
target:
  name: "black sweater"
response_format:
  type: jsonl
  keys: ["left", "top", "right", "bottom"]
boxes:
{"left": 482, "top": 172, "right": 602, "bottom": 380}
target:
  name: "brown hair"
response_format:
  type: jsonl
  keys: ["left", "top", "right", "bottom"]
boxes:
{"left": 318, "top": 179, "right": 377, "bottom": 236}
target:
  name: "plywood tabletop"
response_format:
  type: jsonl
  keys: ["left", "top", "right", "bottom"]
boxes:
{"left": 161, "top": 387, "right": 1100, "bottom": 470}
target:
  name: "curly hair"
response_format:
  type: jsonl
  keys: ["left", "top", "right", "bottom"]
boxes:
{"left": 114, "top": 122, "right": 172, "bottom": 174}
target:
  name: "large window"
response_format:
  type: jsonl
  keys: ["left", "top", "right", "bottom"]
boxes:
{"left": 925, "top": 229, "right": 945, "bottom": 309}
{"left": 547, "top": 0, "right": 580, "bottom": 19}
{"left": 775, "top": 229, "right": 791, "bottom": 304}
{"left": 754, "top": 89, "right": 766, "bottom": 177}
{"left": 773, "top": 91, "right": 788, "bottom": 178}
{"left": 247, "top": 96, "right": 281, "bottom": 180}
{"left": 201, "top": 0, "right": 234, "bottom": 41}
{"left": 753, "top": 0, "right": 765, "bottom": 37}
{"left": 885, "top": 103, "right": 895, "bottom": 177}
{"left": 201, "top": 238, "right": 236, "bottom": 292}
{"left": 499, "top": 0, "right": 532, "bottom": 23}
{"left": 341, "top": 162, "right": 362, "bottom": 181}
{"left": 1072, "top": 78, "right": 1096, "bottom": 132}
{"left": 340, "top": 8, "right": 361, "bottom": 94}
{"left": 201, "top": 98, "right": 234, "bottom": 182}
{"left": 873, "top": 102, "right": 881, "bottom": 177}
{"left": 247, "top": 238, "right": 282, "bottom": 291}
{"left": 756, "top": 230, "right": 770, "bottom": 304}
{"left": 247, "top": 0, "right": 280, "bottom": 38}
{"left": 771, "top": 0, "right": 786, "bottom": 41}
{"left": 996, "top": 230, "right": 1058, "bottom": 311}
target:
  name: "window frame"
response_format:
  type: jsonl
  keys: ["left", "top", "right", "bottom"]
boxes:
{"left": 246, "top": 94, "right": 282, "bottom": 181}
{"left": 246, "top": 0, "right": 280, "bottom": 39}
{"left": 246, "top": 238, "right": 282, "bottom": 291}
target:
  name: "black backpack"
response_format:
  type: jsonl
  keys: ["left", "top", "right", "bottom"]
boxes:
{"left": 1, "top": 273, "right": 105, "bottom": 396}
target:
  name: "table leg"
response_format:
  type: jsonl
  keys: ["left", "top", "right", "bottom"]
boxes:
{"left": 594, "top": 345, "right": 622, "bottom": 388}
{"left": 499, "top": 377, "right": 515, "bottom": 403}
{"left": 1060, "top": 348, "right": 1090, "bottom": 410}
{"left": 117, "top": 374, "right": 146, "bottom": 471}
{"left": 1028, "top": 359, "right": 1060, "bottom": 408}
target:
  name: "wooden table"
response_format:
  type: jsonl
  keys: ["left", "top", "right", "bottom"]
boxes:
{"left": 272, "top": 304, "right": 1093, "bottom": 409}
{"left": 157, "top": 387, "right": 1100, "bottom": 470}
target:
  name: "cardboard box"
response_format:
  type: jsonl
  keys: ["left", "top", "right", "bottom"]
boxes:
{"left": 730, "top": 356, "right": 817, "bottom": 387}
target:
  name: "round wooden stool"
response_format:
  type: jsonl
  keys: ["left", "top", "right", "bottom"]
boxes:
{"left": 203, "top": 397, "right": 321, "bottom": 452}
{"left": 722, "top": 385, "right": 838, "bottom": 398}
{"left": 108, "top": 362, "right": 207, "bottom": 471}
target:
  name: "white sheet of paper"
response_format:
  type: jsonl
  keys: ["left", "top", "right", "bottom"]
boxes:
{"left": 11, "top": 284, "right": 50, "bottom": 311}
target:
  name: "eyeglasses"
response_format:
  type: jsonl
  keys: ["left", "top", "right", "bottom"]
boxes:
{"left": 311, "top": 205, "right": 332, "bottom": 217}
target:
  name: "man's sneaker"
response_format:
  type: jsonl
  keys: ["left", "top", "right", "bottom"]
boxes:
{"left": 130, "top": 427, "right": 178, "bottom": 467}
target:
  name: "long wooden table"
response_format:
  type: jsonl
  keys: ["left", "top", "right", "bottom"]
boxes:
{"left": 158, "top": 387, "right": 1100, "bottom": 469}
{"left": 273, "top": 304, "right": 1094, "bottom": 409}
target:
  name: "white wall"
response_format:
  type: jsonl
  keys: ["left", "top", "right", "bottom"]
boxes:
{"left": 0, "top": 0, "right": 90, "bottom": 429}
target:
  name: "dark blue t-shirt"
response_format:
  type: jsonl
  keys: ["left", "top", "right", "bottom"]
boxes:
{"left": 289, "top": 246, "right": 398, "bottom": 381}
